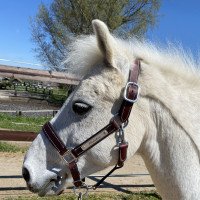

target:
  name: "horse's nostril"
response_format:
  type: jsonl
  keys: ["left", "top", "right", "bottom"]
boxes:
{"left": 22, "top": 167, "right": 30, "bottom": 183}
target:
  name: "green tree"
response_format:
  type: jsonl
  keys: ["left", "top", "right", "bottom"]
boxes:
{"left": 31, "top": 0, "right": 161, "bottom": 70}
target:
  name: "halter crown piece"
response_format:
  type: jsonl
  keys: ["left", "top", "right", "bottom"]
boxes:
{"left": 42, "top": 59, "right": 140, "bottom": 198}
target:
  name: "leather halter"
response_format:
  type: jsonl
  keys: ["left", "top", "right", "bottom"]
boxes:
{"left": 42, "top": 59, "right": 140, "bottom": 189}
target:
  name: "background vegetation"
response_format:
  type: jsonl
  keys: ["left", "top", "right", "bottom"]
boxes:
{"left": 0, "top": 141, "right": 26, "bottom": 153}
{"left": 0, "top": 113, "right": 50, "bottom": 132}
{"left": 0, "top": 78, "right": 69, "bottom": 106}
{"left": 31, "top": 0, "right": 161, "bottom": 70}
{"left": 0, "top": 114, "right": 51, "bottom": 153}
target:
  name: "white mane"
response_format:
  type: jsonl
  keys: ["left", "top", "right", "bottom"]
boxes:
{"left": 63, "top": 35, "right": 200, "bottom": 83}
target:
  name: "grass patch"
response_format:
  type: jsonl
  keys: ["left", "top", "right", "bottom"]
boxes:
{"left": 3, "top": 192, "right": 161, "bottom": 200}
{"left": 0, "top": 141, "right": 27, "bottom": 153}
{"left": 0, "top": 113, "right": 51, "bottom": 132}
{"left": 0, "top": 113, "right": 51, "bottom": 152}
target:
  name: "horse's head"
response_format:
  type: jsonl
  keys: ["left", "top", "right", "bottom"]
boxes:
{"left": 22, "top": 20, "right": 147, "bottom": 196}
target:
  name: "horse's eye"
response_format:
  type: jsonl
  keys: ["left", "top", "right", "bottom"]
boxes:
{"left": 72, "top": 101, "right": 92, "bottom": 115}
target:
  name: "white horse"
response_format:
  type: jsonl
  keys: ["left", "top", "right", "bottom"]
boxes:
{"left": 22, "top": 19, "right": 200, "bottom": 200}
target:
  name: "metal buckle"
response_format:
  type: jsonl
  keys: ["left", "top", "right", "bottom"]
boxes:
{"left": 123, "top": 82, "right": 139, "bottom": 103}
{"left": 62, "top": 150, "right": 77, "bottom": 164}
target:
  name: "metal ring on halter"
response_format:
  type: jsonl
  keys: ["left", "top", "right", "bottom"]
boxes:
{"left": 73, "top": 182, "right": 89, "bottom": 197}
{"left": 118, "top": 125, "right": 125, "bottom": 144}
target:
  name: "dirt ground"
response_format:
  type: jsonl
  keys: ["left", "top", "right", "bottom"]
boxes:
{"left": 0, "top": 147, "right": 155, "bottom": 199}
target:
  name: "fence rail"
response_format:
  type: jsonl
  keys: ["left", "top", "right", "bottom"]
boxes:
{"left": 0, "top": 129, "right": 36, "bottom": 141}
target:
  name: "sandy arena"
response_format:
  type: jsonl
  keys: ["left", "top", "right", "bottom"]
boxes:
{"left": 0, "top": 148, "right": 155, "bottom": 199}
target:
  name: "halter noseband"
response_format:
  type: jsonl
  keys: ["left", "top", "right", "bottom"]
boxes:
{"left": 42, "top": 59, "right": 140, "bottom": 191}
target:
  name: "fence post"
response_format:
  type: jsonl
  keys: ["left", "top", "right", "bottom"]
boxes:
{"left": 16, "top": 110, "right": 22, "bottom": 116}
{"left": 53, "top": 110, "right": 58, "bottom": 117}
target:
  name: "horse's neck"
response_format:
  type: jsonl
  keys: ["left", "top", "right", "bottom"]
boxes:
{"left": 138, "top": 64, "right": 200, "bottom": 199}
{"left": 141, "top": 100, "right": 200, "bottom": 199}
{"left": 140, "top": 62, "right": 200, "bottom": 153}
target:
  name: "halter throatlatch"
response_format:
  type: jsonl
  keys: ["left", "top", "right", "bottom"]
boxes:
{"left": 42, "top": 59, "right": 140, "bottom": 194}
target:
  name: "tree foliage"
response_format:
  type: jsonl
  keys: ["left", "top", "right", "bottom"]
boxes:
{"left": 31, "top": 0, "right": 161, "bottom": 70}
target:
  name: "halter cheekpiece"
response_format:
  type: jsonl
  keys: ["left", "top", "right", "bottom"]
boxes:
{"left": 42, "top": 59, "right": 140, "bottom": 197}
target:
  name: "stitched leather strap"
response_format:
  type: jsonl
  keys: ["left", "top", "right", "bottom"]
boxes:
{"left": 68, "top": 161, "right": 83, "bottom": 187}
{"left": 72, "top": 122, "right": 119, "bottom": 157}
{"left": 118, "top": 142, "right": 128, "bottom": 167}
{"left": 119, "top": 59, "right": 140, "bottom": 122}
{"left": 43, "top": 122, "right": 67, "bottom": 156}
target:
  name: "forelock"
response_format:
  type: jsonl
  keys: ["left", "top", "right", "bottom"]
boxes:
{"left": 62, "top": 36, "right": 103, "bottom": 78}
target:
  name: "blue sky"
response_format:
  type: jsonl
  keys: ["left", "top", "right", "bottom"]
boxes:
{"left": 147, "top": 0, "right": 200, "bottom": 57}
{"left": 0, "top": 0, "right": 200, "bottom": 69}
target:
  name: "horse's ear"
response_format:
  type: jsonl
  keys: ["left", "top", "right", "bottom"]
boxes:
{"left": 92, "top": 19, "right": 115, "bottom": 67}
